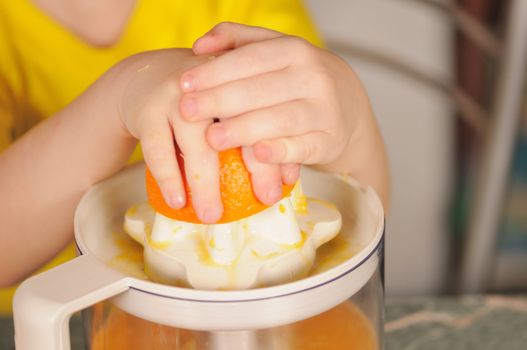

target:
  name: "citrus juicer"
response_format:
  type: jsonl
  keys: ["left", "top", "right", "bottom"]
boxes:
{"left": 14, "top": 164, "right": 385, "bottom": 349}
{"left": 125, "top": 180, "right": 342, "bottom": 290}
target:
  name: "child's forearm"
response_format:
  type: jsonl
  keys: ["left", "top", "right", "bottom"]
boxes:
{"left": 0, "top": 65, "right": 136, "bottom": 287}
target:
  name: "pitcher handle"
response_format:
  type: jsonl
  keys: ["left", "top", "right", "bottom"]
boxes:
{"left": 13, "top": 254, "right": 129, "bottom": 350}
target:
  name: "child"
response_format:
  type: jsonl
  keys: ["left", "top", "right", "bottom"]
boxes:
{"left": 0, "top": 0, "right": 389, "bottom": 310}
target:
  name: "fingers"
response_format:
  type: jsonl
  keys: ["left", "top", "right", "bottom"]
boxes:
{"left": 205, "top": 100, "right": 320, "bottom": 150}
{"left": 171, "top": 114, "right": 223, "bottom": 224}
{"left": 181, "top": 69, "right": 311, "bottom": 121}
{"left": 140, "top": 118, "right": 186, "bottom": 209}
{"left": 182, "top": 149, "right": 223, "bottom": 223}
{"left": 177, "top": 25, "right": 335, "bottom": 204}
{"left": 192, "top": 22, "right": 283, "bottom": 55}
{"left": 241, "top": 147, "right": 283, "bottom": 205}
{"left": 253, "top": 132, "right": 336, "bottom": 165}
{"left": 181, "top": 36, "right": 304, "bottom": 93}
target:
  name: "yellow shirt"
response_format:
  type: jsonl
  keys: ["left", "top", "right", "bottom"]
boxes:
{"left": 0, "top": 0, "right": 321, "bottom": 314}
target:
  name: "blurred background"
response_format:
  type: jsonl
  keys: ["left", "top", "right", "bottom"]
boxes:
{"left": 305, "top": 0, "right": 527, "bottom": 297}
{"left": 2, "top": 1, "right": 527, "bottom": 349}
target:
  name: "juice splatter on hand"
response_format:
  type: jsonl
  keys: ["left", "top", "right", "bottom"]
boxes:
{"left": 146, "top": 147, "right": 293, "bottom": 223}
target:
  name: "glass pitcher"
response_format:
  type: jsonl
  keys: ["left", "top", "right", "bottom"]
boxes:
{"left": 14, "top": 164, "right": 385, "bottom": 350}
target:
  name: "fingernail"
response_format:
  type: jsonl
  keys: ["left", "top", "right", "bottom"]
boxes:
{"left": 266, "top": 185, "right": 283, "bottom": 204}
{"left": 181, "top": 96, "right": 198, "bottom": 118}
{"left": 164, "top": 191, "right": 185, "bottom": 209}
{"left": 200, "top": 206, "right": 223, "bottom": 224}
{"left": 181, "top": 74, "right": 195, "bottom": 92}
{"left": 192, "top": 36, "right": 207, "bottom": 52}
{"left": 202, "top": 30, "right": 217, "bottom": 40}
{"left": 209, "top": 124, "right": 228, "bottom": 149}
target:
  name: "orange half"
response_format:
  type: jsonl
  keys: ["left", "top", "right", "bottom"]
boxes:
{"left": 146, "top": 147, "right": 293, "bottom": 223}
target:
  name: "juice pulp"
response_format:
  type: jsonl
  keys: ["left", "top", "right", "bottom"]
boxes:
{"left": 89, "top": 300, "right": 377, "bottom": 350}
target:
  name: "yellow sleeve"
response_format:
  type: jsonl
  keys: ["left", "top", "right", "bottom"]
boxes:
{"left": 216, "top": 0, "right": 323, "bottom": 47}
{"left": 0, "top": 9, "right": 16, "bottom": 153}
{"left": 0, "top": 83, "right": 14, "bottom": 153}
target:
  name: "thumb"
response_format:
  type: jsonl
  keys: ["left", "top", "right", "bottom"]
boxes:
{"left": 192, "top": 22, "right": 283, "bottom": 55}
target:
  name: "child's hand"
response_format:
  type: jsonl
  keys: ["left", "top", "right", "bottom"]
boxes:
{"left": 179, "top": 23, "right": 378, "bottom": 204}
{"left": 117, "top": 50, "right": 225, "bottom": 223}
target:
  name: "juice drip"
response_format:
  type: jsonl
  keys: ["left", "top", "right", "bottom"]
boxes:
{"left": 89, "top": 300, "right": 377, "bottom": 350}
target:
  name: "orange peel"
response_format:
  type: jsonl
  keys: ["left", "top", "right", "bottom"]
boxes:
{"left": 146, "top": 147, "right": 293, "bottom": 223}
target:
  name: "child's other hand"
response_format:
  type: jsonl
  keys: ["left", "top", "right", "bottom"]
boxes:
{"left": 118, "top": 50, "right": 224, "bottom": 223}
{"left": 180, "top": 23, "right": 372, "bottom": 203}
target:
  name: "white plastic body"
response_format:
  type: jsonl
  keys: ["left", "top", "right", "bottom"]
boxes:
{"left": 13, "top": 164, "right": 384, "bottom": 350}
{"left": 13, "top": 256, "right": 128, "bottom": 349}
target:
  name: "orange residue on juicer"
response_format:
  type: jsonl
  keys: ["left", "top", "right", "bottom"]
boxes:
{"left": 112, "top": 233, "right": 143, "bottom": 263}
{"left": 107, "top": 232, "right": 148, "bottom": 280}
{"left": 309, "top": 234, "right": 358, "bottom": 275}
{"left": 109, "top": 224, "right": 358, "bottom": 282}
{"left": 146, "top": 147, "right": 294, "bottom": 224}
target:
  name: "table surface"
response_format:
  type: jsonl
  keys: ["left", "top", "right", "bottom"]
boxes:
{"left": 2, "top": 294, "right": 527, "bottom": 349}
